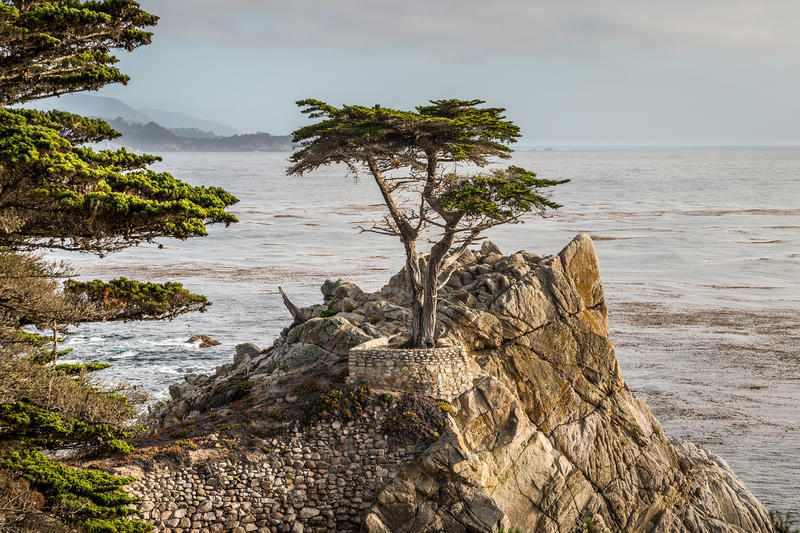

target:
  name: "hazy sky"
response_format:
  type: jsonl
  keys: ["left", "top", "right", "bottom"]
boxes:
{"left": 96, "top": 1, "right": 800, "bottom": 145}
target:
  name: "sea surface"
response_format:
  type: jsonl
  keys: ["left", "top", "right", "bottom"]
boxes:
{"left": 54, "top": 148, "right": 799, "bottom": 515}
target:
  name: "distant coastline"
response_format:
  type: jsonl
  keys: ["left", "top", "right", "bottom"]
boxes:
{"left": 104, "top": 117, "right": 293, "bottom": 152}
{"left": 28, "top": 93, "right": 293, "bottom": 152}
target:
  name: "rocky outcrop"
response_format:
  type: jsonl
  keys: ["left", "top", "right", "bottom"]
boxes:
{"left": 187, "top": 334, "right": 221, "bottom": 348}
{"left": 142, "top": 235, "right": 773, "bottom": 533}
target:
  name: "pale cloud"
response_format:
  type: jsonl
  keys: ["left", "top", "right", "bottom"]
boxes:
{"left": 140, "top": 0, "right": 800, "bottom": 52}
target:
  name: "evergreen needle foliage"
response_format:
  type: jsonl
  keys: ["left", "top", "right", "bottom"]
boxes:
{"left": 0, "top": 107, "right": 238, "bottom": 253}
{"left": 0, "top": 0, "right": 157, "bottom": 106}
{"left": 289, "top": 99, "right": 567, "bottom": 347}
{"left": 66, "top": 278, "right": 209, "bottom": 321}
{"left": 2, "top": 449, "right": 152, "bottom": 532}
{"left": 0, "top": 1, "right": 238, "bottom": 530}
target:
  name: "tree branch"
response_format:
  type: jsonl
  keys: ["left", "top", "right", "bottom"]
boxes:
{"left": 279, "top": 287, "right": 305, "bottom": 327}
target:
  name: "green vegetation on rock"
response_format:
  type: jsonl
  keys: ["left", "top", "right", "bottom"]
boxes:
{"left": 309, "top": 382, "right": 374, "bottom": 422}
{"left": 2, "top": 449, "right": 152, "bottom": 532}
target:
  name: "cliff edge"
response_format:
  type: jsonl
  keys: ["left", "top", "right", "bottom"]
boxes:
{"left": 135, "top": 235, "right": 772, "bottom": 533}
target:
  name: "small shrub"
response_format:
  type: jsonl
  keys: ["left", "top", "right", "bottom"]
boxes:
{"left": 437, "top": 400, "right": 453, "bottom": 414}
{"left": 584, "top": 518, "right": 601, "bottom": 533}
{"left": 308, "top": 382, "right": 373, "bottom": 422}
{"left": 106, "top": 439, "right": 134, "bottom": 455}
{"left": 384, "top": 394, "right": 448, "bottom": 446}
{"left": 345, "top": 303, "right": 356, "bottom": 313}
{"left": 320, "top": 297, "right": 339, "bottom": 318}
{"left": 238, "top": 380, "right": 255, "bottom": 395}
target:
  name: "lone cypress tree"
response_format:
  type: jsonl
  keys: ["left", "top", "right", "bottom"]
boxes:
{"left": 0, "top": 2, "right": 238, "bottom": 530}
{"left": 289, "top": 99, "right": 567, "bottom": 348}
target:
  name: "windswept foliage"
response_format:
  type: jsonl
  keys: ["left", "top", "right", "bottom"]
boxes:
{"left": 0, "top": 2, "right": 237, "bottom": 530}
{"left": 290, "top": 99, "right": 567, "bottom": 347}
{"left": 0, "top": 253, "right": 210, "bottom": 364}
{"left": 0, "top": 0, "right": 157, "bottom": 106}
{"left": 2, "top": 449, "right": 151, "bottom": 532}
{"left": 67, "top": 278, "right": 209, "bottom": 321}
{"left": 0, "top": 356, "right": 144, "bottom": 452}
{"left": 0, "top": 107, "right": 238, "bottom": 253}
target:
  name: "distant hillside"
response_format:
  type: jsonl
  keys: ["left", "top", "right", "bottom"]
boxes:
{"left": 138, "top": 108, "right": 239, "bottom": 137}
{"left": 31, "top": 94, "right": 152, "bottom": 124}
{"left": 28, "top": 94, "right": 240, "bottom": 137}
{"left": 105, "top": 118, "right": 292, "bottom": 152}
{"left": 26, "top": 94, "right": 290, "bottom": 151}
{"left": 169, "top": 128, "right": 218, "bottom": 139}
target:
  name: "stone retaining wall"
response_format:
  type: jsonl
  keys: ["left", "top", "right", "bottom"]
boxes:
{"left": 122, "top": 409, "right": 427, "bottom": 533}
{"left": 347, "top": 338, "right": 473, "bottom": 401}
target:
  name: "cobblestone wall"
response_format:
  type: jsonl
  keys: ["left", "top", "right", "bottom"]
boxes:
{"left": 347, "top": 338, "right": 473, "bottom": 400}
{"left": 122, "top": 409, "right": 427, "bottom": 533}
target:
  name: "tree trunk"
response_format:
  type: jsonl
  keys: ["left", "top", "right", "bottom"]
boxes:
{"left": 416, "top": 259, "right": 439, "bottom": 348}
{"left": 408, "top": 288, "right": 426, "bottom": 347}
{"left": 403, "top": 243, "right": 427, "bottom": 348}
{"left": 407, "top": 231, "right": 455, "bottom": 348}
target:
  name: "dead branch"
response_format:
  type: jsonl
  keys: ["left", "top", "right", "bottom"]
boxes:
{"left": 279, "top": 287, "right": 305, "bottom": 327}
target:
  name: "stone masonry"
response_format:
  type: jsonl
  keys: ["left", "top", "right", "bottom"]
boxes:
{"left": 121, "top": 407, "right": 428, "bottom": 533}
{"left": 347, "top": 338, "right": 474, "bottom": 401}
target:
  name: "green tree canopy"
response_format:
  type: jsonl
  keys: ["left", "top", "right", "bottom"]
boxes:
{"left": 0, "top": 2, "right": 239, "bottom": 531}
{"left": 290, "top": 99, "right": 567, "bottom": 348}
{"left": 0, "top": 0, "right": 157, "bottom": 106}
{"left": 0, "top": 107, "right": 238, "bottom": 253}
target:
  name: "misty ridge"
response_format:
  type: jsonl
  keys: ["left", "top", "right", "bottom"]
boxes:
{"left": 104, "top": 118, "right": 293, "bottom": 152}
{"left": 29, "top": 94, "right": 293, "bottom": 152}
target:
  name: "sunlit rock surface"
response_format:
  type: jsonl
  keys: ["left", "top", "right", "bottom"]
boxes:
{"left": 145, "top": 234, "right": 772, "bottom": 533}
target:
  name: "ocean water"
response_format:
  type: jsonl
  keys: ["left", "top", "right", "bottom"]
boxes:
{"left": 54, "top": 148, "right": 799, "bottom": 514}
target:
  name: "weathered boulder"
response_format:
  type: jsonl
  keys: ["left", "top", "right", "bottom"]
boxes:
{"left": 144, "top": 316, "right": 372, "bottom": 426}
{"left": 321, "top": 278, "right": 365, "bottom": 302}
{"left": 234, "top": 342, "right": 261, "bottom": 365}
{"left": 186, "top": 334, "right": 220, "bottom": 348}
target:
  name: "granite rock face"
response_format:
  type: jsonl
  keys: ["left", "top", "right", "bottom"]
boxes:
{"left": 145, "top": 234, "right": 773, "bottom": 533}
{"left": 362, "top": 234, "right": 772, "bottom": 533}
